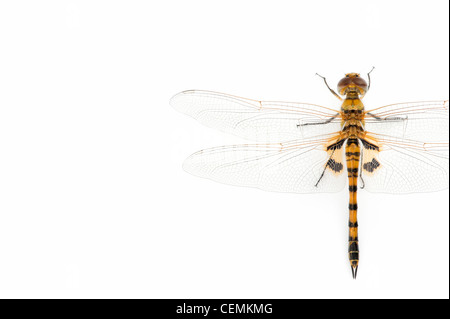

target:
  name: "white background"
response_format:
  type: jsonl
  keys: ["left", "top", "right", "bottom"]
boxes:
{"left": 0, "top": 0, "right": 448, "bottom": 299}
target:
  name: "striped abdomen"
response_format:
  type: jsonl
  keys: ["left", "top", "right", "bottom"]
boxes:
{"left": 346, "top": 138, "right": 360, "bottom": 279}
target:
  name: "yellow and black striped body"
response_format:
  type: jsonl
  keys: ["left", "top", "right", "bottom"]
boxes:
{"left": 340, "top": 90, "right": 366, "bottom": 279}
{"left": 319, "top": 71, "right": 376, "bottom": 278}
{"left": 346, "top": 137, "right": 360, "bottom": 278}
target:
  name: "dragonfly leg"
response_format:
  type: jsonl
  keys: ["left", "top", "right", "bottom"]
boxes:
{"left": 367, "top": 66, "right": 375, "bottom": 92}
{"left": 296, "top": 113, "right": 339, "bottom": 128}
{"left": 359, "top": 147, "right": 366, "bottom": 189}
{"left": 316, "top": 73, "right": 343, "bottom": 101}
{"left": 366, "top": 113, "right": 409, "bottom": 124}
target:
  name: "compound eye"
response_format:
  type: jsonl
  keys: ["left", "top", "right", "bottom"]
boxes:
{"left": 337, "top": 77, "right": 352, "bottom": 92}
{"left": 338, "top": 77, "right": 352, "bottom": 87}
{"left": 352, "top": 77, "right": 368, "bottom": 90}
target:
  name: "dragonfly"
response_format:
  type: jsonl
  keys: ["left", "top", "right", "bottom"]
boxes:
{"left": 170, "top": 70, "right": 449, "bottom": 279}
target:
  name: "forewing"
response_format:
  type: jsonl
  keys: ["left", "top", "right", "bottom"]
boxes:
{"left": 171, "top": 90, "right": 342, "bottom": 142}
{"left": 183, "top": 136, "right": 347, "bottom": 193}
{"left": 365, "top": 101, "right": 449, "bottom": 142}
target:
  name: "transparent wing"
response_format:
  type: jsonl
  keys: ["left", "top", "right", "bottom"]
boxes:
{"left": 360, "top": 101, "right": 449, "bottom": 193}
{"left": 365, "top": 101, "right": 449, "bottom": 142}
{"left": 360, "top": 134, "right": 449, "bottom": 194}
{"left": 171, "top": 90, "right": 342, "bottom": 142}
{"left": 183, "top": 135, "right": 348, "bottom": 194}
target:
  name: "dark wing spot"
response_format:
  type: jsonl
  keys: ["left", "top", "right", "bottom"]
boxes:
{"left": 363, "top": 158, "right": 381, "bottom": 173}
{"left": 327, "top": 139, "right": 346, "bottom": 151}
{"left": 327, "top": 159, "right": 344, "bottom": 173}
{"left": 361, "top": 139, "right": 379, "bottom": 151}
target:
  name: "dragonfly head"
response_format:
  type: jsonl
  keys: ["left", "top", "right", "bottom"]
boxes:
{"left": 338, "top": 73, "right": 368, "bottom": 97}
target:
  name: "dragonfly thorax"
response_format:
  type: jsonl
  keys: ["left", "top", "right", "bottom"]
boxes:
{"left": 341, "top": 107, "right": 366, "bottom": 133}
{"left": 341, "top": 97, "right": 365, "bottom": 113}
